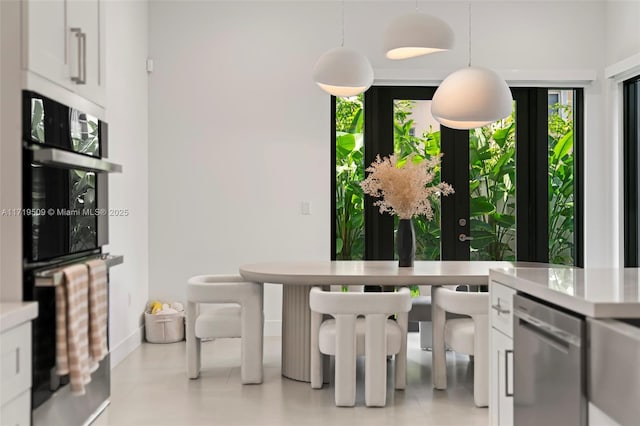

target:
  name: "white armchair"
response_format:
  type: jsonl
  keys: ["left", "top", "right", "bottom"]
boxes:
{"left": 432, "top": 286, "right": 489, "bottom": 407}
{"left": 186, "top": 275, "right": 264, "bottom": 384}
{"left": 309, "top": 287, "right": 412, "bottom": 407}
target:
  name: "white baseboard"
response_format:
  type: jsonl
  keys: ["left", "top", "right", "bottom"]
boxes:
{"left": 109, "top": 322, "right": 279, "bottom": 366}
{"left": 110, "top": 326, "right": 144, "bottom": 368}
{"left": 264, "top": 320, "right": 281, "bottom": 337}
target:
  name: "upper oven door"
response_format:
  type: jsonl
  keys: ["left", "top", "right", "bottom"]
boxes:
{"left": 23, "top": 90, "right": 103, "bottom": 157}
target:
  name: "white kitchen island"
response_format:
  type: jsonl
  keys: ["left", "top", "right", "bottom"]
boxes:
{"left": 488, "top": 267, "right": 640, "bottom": 426}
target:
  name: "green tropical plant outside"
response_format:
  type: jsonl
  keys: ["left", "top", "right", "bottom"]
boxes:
{"left": 468, "top": 115, "right": 517, "bottom": 261}
{"left": 334, "top": 96, "right": 575, "bottom": 265}
{"left": 548, "top": 103, "right": 575, "bottom": 264}
{"left": 392, "top": 100, "right": 443, "bottom": 261}
{"left": 335, "top": 95, "right": 365, "bottom": 260}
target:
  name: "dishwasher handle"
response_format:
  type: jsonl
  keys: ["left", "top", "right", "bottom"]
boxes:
{"left": 514, "top": 308, "right": 582, "bottom": 348}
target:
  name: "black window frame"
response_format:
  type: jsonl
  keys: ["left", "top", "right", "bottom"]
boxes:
{"left": 624, "top": 76, "right": 640, "bottom": 267}
{"left": 330, "top": 86, "right": 584, "bottom": 266}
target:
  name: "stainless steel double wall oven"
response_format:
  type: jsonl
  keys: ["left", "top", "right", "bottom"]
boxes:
{"left": 22, "top": 90, "right": 122, "bottom": 425}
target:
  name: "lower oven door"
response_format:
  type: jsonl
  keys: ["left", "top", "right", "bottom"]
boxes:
{"left": 513, "top": 295, "right": 586, "bottom": 426}
{"left": 23, "top": 160, "right": 108, "bottom": 263}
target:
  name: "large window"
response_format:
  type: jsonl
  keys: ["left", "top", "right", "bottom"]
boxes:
{"left": 624, "top": 76, "right": 640, "bottom": 267}
{"left": 332, "top": 87, "right": 583, "bottom": 266}
{"left": 548, "top": 90, "right": 579, "bottom": 265}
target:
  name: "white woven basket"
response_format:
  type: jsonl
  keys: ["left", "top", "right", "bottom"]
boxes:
{"left": 144, "top": 312, "right": 184, "bottom": 343}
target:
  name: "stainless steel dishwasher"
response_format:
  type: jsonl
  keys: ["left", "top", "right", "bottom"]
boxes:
{"left": 588, "top": 318, "right": 640, "bottom": 426}
{"left": 513, "top": 294, "right": 587, "bottom": 426}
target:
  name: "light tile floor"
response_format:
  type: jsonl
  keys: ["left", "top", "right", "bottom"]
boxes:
{"left": 92, "top": 333, "right": 487, "bottom": 426}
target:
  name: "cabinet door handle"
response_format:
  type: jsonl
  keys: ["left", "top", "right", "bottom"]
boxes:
{"left": 491, "top": 303, "right": 510, "bottom": 315}
{"left": 505, "top": 349, "right": 513, "bottom": 397}
{"left": 70, "top": 28, "right": 86, "bottom": 85}
{"left": 16, "top": 347, "right": 20, "bottom": 374}
{"left": 80, "top": 31, "right": 87, "bottom": 85}
{"left": 70, "top": 28, "right": 82, "bottom": 83}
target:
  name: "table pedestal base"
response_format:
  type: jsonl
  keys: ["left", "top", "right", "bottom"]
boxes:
{"left": 281, "top": 284, "right": 313, "bottom": 382}
{"left": 281, "top": 285, "right": 332, "bottom": 383}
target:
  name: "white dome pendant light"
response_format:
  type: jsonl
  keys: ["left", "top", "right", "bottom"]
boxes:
{"left": 312, "top": 1, "right": 373, "bottom": 97}
{"left": 313, "top": 47, "right": 374, "bottom": 97}
{"left": 384, "top": 1, "right": 454, "bottom": 60}
{"left": 431, "top": 67, "right": 513, "bottom": 129}
{"left": 431, "top": 4, "right": 512, "bottom": 130}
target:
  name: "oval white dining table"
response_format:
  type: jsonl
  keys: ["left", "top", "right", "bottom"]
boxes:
{"left": 239, "top": 260, "right": 542, "bottom": 383}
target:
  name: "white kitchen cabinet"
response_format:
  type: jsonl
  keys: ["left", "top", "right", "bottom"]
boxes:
{"left": 0, "top": 302, "right": 38, "bottom": 426}
{"left": 21, "top": 0, "right": 70, "bottom": 91}
{"left": 491, "top": 327, "right": 514, "bottom": 425}
{"left": 0, "top": 390, "right": 30, "bottom": 426}
{"left": 66, "top": 0, "right": 104, "bottom": 105}
{"left": 22, "top": 0, "right": 105, "bottom": 109}
{"left": 0, "top": 322, "right": 31, "bottom": 406}
{"left": 489, "top": 279, "right": 516, "bottom": 426}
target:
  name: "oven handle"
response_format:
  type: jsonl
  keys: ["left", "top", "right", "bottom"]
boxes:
{"left": 35, "top": 254, "right": 124, "bottom": 287}
{"left": 31, "top": 147, "right": 122, "bottom": 173}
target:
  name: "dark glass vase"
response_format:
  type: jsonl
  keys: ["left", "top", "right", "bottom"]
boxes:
{"left": 396, "top": 218, "right": 415, "bottom": 267}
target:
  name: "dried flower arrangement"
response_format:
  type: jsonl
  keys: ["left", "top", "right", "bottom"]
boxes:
{"left": 360, "top": 153, "right": 454, "bottom": 220}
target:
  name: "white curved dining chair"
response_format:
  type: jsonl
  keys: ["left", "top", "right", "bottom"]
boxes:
{"left": 432, "top": 286, "right": 489, "bottom": 407}
{"left": 186, "top": 275, "right": 264, "bottom": 384}
{"left": 309, "top": 287, "right": 412, "bottom": 407}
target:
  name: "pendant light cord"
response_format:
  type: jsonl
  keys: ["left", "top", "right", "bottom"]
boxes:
{"left": 468, "top": 2, "right": 472, "bottom": 67}
{"left": 341, "top": 0, "right": 345, "bottom": 47}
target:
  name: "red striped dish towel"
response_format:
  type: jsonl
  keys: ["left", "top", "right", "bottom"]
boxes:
{"left": 56, "top": 264, "right": 91, "bottom": 395}
{"left": 86, "top": 259, "right": 109, "bottom": 370}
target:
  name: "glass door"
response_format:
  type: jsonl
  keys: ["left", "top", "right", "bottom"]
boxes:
{"left": 392, "top": 98, "right": 444, "bottom": 260}
{"left": 332, "top": 86, "right": 582, "bottom": 265}
{"left": 362, "top": 86, "right": 488, "bottom": 261}
{"left": 391, "top": 96, "right": 520, "bottom": 261}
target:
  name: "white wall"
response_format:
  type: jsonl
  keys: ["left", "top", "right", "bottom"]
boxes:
{"left": 0, "top": 0, "right": 23, "bottom": 301}
{"left": 148, "top": 1, "right": 609, "bottom": 331}
{"left": 604, "top": 0, "right": 640, "bottom": 267}
{"left": 104, "top": 0, "right": 149, "bottom": 366}
{"left": 605, "top": 0, "right": 640, "bottom": 66}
